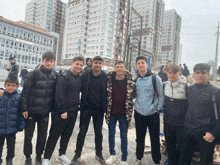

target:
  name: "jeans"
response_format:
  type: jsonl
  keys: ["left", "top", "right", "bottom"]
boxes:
{"left": 44, "top": 112, "right": 78, "bottom": 159}
{"left": 75, "top": 110, "right": 104, "bottom": 156}
{"left": 108, "top": 114, "right": 128, "bottom": 161}
{"left": 134, "top": 110, "right": 161, "bottom": 164}
{"left": 179, "top": 131, "right": 215, "bottom": 165}
{"left": 0, "top": 133, "right": 16, "bottom": 161}
{"left": 23, "top": 114, "right": 49, "bottom": 158}
{"left": 164, "top": 123, "right": 183, "bottom": 165}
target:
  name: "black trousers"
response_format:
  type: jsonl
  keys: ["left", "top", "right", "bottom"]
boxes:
{"left": 134, "top": 111, "right": 161, "bottom": 164}
{"left": 179, "top": 131, "right": 215, "bottom": 165}
{"left": 75, "top": 110, "right": 104, "bottom": 156}
{"left": 44, "top": 113, "right": 78, "bottom": 159}
{"left": 23, "top": 114, "right": 49, "bottom": 158}
{"left": 0, "top": 133, "right": 16, "bottom": 162}
{"left": 164, "top": 123, "right": 183, "bottom": 165}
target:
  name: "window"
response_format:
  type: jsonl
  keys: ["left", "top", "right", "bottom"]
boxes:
{"left": 0, "top": 51, "right": 4, "bottom": 56}
{"left": 100, "top": 45, "right": 104, "bottom": 50}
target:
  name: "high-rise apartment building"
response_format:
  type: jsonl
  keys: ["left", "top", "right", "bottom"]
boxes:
{"left": 25, "top": 0, "right": 66, "bottom": 65}
{"left": 160, "top": 9, "right": 181, "bottom": 65}
{"left": 62, "top": 0, "right": 129, "bottom": 66}
{"left": 131, "top": 0, "right": 164, "bottom": 66}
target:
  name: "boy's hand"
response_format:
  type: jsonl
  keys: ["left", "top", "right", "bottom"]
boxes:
{"left": 22, "top": 111, "right": 28, "bottom": 119}
{"left": 0, "top": 90, "right": 4, "bottom": 96}
{"left": 61, "top": 112, "right": 67, "bottom": 119}
{"left": 203, "top": 132, "right": 215, "bottom": 143}
{"left": 216, "top": 145, "right": 220, "bottom": 152}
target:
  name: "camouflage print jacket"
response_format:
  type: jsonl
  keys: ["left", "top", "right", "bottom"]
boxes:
{"left": 105, "top": 70, "right": 135, "bottom": 127}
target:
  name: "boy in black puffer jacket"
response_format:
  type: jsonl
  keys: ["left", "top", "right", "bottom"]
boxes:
{"left": 0, "top": 76, "right": 26, "bottom": 165}
{"left": 21, "top": 51, "right": 57, "bottom": 165}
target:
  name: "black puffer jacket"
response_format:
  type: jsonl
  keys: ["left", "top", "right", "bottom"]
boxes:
{"left": 80, "top": 69, "right": 107, "bottom": 113}
{"left": 53, "top": 70, "right": 81, "bottom": 117}
{"left": 21, "top": 65, "right": 57, "bottom": 115}
{"left": 8, "top": 62, "right": 19, "bottom": 77}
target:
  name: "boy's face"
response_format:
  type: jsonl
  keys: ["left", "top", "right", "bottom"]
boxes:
{"left": 115, "top": 63, "right": 126, "bottom": 76}
{"left": 71, "top": 60, "right": 84, "bottom": 75}
{"left": 93, "top": 60, "right": 103, "bottom": 72}
{"left": 167, "top": 70, "right": 180, "bottom": 82}
{"left": 87, "top": 60, "right": 92, "bottom": 66}
{"left": 136, "top": 59, "right": 148, "bottom": 72}
{"left": 193, "top": 70, "right": 210, "bottom": 84}
{"left": 9, "top": 59, "right": 14, "bottom": 64}
{"left": 42, "top": 58, "right": 55, "bottom": 69}
{"left": 4, "top": 82, "right": 19, "bottom": 93}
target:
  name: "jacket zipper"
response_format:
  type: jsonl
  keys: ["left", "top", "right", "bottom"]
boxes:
{"left": 171, "top": 82, "right": 173, "bottom": 98}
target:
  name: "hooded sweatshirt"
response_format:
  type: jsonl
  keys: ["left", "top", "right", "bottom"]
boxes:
{"left": 134, "top": 71, "right": 164, "bottom": 116}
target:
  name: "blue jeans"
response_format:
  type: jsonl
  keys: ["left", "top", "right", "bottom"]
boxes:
{"left": 108, "top": 114, "right": 128, "bottom": 161}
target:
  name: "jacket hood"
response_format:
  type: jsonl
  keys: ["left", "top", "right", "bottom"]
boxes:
{"left": 137, "top": 70, "right": 153, "bottom": 78}
{"left": 107, "top": 70, "right": 133, "bottom": 81}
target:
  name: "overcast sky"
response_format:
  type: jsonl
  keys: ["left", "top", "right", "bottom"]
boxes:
{"left": 0, "top": 0, "right": 220, "bottom": 67}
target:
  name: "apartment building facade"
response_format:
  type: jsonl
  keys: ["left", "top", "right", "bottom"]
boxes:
{"left": 0, "top": 17, "right": 59, "bottom": 71}
{"left": 131, "top": 0, "right": 164, "bottom": 66}
{"left": 25, "top": 0, "right": 66, "bottom": 66}
{"left": 63, "top": 0, "right": 129, "bottom": 66}
{"left": 159, "top": 9, "right": 181, "bottom": 65}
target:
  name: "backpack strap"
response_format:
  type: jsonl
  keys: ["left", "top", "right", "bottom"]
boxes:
{"left": 184, "top": 83, "right": 189, "bottom": 98}
{"left": 210, "top": 88, "right": 219, "bottom": 120}
{"left": 152, "top": 75, "right": 158, "bottom": 104}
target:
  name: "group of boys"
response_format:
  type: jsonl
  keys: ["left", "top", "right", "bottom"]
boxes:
{"left": 0, "top": 51, "right": 220, "bottom": 165}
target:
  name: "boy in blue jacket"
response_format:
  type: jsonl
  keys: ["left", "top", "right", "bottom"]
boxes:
{"left": 0, "top": 76, "right": 26, "bottom": 165}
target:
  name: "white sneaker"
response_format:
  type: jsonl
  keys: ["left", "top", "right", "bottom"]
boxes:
{"left": 105, "top": 155, "right": 116, "bottom": 164}
{"left": 121, "top": 161, "right": 128, "bottom": 165}
{"left": 56, "top": 155, "right": 71, "bottom": 165}
{"left": 42, "top": 159, "right": 50, "bottom": 165}
{"left": 133, "top": 159, "right": 142, "bottom": 165}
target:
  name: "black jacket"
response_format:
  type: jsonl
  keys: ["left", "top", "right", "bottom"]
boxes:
{"left": 21, "top": 65, "right": 57, "bottom": 115}
{"left": 20, "top": 68, "right": 28, "bottom": 77}
{"left": 184, "top": 83, "right": 220, "bottom": 138}
{"left": 53, "top": 70, "right": 81, "bottom": 117}
{"left": 8, "top": 62, "right": 19, "bottom": 77}
{"left": 80, "top": 69, "right": 107, "bottom": 113}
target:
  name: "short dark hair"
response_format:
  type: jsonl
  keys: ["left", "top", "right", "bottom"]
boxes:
{"left": 193, "top": 63, "right": 211, "bottom": 73}
{"left": 86, "top": 58, "right": 92, "bottom": 63}
{"left": 9, "top": 57, "right": 14, "bottom": 60}
{"left": 168, "top": 60, "right": 171, "bottom": 63}
{"left": 115, "top": 61, "right": 125, "bottom": 66}
{"left": 73, "top": 56, "right": 84, "bottom": 63}
{"left": 5, "top": 76, "right": 18, "bottom": 85}
{"left": 93, "top": 56, "right": 103, "bottom": 62}
{"left": 42, "top": 51, "right": 56, "bottom": 61}
{"left": 136, "top": 56, "right": 148, "bottom": 63}
{"left": 166, "top": 64, "right": 180, "bottom": 74}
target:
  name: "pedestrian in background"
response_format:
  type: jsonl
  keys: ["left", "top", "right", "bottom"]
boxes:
{"left": 4, "top": 57, "right": 19, "bottom": 78}
{"left": 19, "top": 66, "right": 28, "bottom": 86}
{"left": 84, "top": 58, "right": 93, "bottom": 71}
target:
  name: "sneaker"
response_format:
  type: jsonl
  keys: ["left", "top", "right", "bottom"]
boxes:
{"left": 6, "top": 159, "right": 13, "bottom": 165}
{"left": 35, "top": 156, "right": 42, "bottom": 165}
{"left": 133, "top": 159, "right": 142, "bottom": 165}
{"left": 25, "top": 158, "right": 32, "bottom": 165}
{"left": 42, "top": 159, "right": 50, "bottom": 165}
{"left": 56, "top": 155, "right": 71, "bottom": 165}
{"left": 105, "top": 155, "right": 116, "bottom": 164}
{"left": 120, "top": 161, "right": 128, "bottom": 165}
{"left": 70, "top": 154, "right": 81, "bottom": 165}
{"left": 95, "top": 154, "right": 105, "bottom": 164}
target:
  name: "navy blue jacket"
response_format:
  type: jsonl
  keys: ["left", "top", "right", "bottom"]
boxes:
{"left": 0, "top": 90, "right": 26, "bottom": 134}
